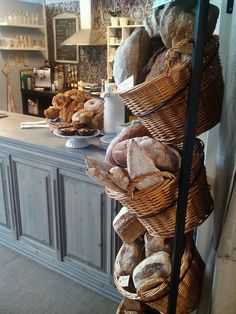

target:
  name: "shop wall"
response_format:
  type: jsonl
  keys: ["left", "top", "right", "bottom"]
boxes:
{"left": 0, "top": 0, "right": 46, "bottom": 112}
{"left": 45, "top": 0, "right": 153, "bottom": 83}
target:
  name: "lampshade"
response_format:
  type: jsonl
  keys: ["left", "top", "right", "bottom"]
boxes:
{"left": 61, "top": 29, "right": 106, "bottom": 46}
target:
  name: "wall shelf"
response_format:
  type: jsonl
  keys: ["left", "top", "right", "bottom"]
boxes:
{"left": 0, "top": 47, "right": 45, "bottom": 51}
{"left": 0, "top": 23, "right": 44, "bottom": 29}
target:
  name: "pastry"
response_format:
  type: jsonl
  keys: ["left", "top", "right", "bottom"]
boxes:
{"left": 78, "top": 128, "right": 95, "bottom": 136}
{"left": 84, "top": 98, "right": 103, "bottom": 113}
{"left": 56, "top": 127, "right": 77, "bottom": 136}
{"left": 44, "top": 106, "right": 60, "bottom": 120}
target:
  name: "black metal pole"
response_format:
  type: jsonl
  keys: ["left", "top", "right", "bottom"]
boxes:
{"left": 167, "top": 1, "right": 210, "bottom": 313}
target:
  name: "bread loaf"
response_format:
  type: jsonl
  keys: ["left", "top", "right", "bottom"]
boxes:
{"left": 144, "top": 232, "right": 172, "bottom": 257}
{"left": 158, "top": 2, "right": 219, "bottom": 54}
{"left": 86, "top": 168, "right": 124, "bottom": 193}
{"left": 105, "top": 124, "right": 151, "bottom": 165}
{"left": 84, "top": 155, "right": 113, "bottom": 172}
{"left": 113, "top": 207, "right": 146, "bottom": 244}
{"left": 132, "top": 251, "right": 171, "bottom": 289}
{"left": 112, "top": 137, "right": 181, "bottom": 172}
{"left": 116, "top": 241, "right": 145, "bottom": 277}
{"left": 127, "top": 139, "right": 163, "bottom": 190}
{"left": 108, "top": 167, "right": 130, "bottom": 191}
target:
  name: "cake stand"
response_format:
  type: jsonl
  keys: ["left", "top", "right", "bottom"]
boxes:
{"left": 53, "top": 130, "right": 100, "bottom": 148}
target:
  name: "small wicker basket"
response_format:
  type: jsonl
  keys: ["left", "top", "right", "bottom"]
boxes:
{"left": 114, "top": 235, "right": 205, "bottom": 314}
{"left": 118, "top": 36, "right": 224, "bottom": 145}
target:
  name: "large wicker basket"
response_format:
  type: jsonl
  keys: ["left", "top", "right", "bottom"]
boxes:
{"left": 118, "top": 36, "right": 224, "bottom": 145}
{"left": 106, "top": 140, "right": 212, "bottom": 238}
{"left": 114, "top": 235, "right": 205, "bottom": 314}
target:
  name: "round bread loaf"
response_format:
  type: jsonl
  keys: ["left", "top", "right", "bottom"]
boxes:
{"left": 144, "top": 232, "right": 172, "bottom": 257}
{"left": 132, "top": 251, "right": 171, "bottom": 289}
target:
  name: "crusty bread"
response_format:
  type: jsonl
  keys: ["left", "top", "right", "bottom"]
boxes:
{"left": 115, "top": 240, "right": 145, "bottom": 277}
{"left": 127, "top": 139, "right": 163, "bottom": 190}
{"left": 132, "top": 251, "right": 171, "bottom": 289}
{"left": 144, "top": 232, "right": 172, "bottom": 257}
{"left": 105, "top": 124, "right": 151, "bottom": 165}
{"left": 112, "top": 137, "right": 181, "bottom": 172}
{"left": 108, "top": 167, "right": 130, "bottom": 191}
{"left": 113, "top": 207, "right": 146, "bottom": 244}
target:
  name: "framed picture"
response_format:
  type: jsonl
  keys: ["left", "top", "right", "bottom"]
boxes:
{"left": 53, "top": 13, "right": 79, "bottom": 63}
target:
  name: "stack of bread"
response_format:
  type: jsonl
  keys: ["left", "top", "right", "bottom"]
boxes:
{"left": 44, "top": 89, "right": 103, "bottom": 136}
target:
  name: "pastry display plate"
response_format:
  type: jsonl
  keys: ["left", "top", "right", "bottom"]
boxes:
{"left": 53, "top": 130, "right": 100, "bottom": 148}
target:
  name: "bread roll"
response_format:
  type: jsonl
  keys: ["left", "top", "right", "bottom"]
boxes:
{"left": 132, "top": 251, "right": 171, "bottom": 289}
{"left": 112, "top": 137, "right": 181, "bottom": 172}
{"left": 108, "top": 167, "right": 130, "bottom": 191}
{"left": 113, "top": 207, "right": 146, "bottom": 244}
{"left": 144, "top": 232, "right": 172, "bottom": 257}
{"left": 127, "top": 139, "right": 163, "bottom": 190}
{"left": 116, "top": 241, "right": 145, "bottom": 277}
{"left": 105, "top": 124, "right": 151, "bottom": 165}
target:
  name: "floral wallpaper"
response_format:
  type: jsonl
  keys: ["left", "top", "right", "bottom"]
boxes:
{"left": 46, "top": 0, "right": 154, "bottom": 83}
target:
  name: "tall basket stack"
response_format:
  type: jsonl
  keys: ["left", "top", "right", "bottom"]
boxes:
{"left": 103, "top": 13, "right": 223, "bottom": 314}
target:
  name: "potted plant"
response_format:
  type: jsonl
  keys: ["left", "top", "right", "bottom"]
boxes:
{"left": 109, "top": 8, "right": 121, "bottom": 26}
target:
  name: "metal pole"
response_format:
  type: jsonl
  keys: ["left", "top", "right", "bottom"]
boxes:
{"left": 167, "top": 0, "right": 210, "bottom": 313}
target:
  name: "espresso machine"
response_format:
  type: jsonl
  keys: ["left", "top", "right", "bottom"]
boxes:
{"left": 33, "top": 67, "right": 52, "bottom": 89}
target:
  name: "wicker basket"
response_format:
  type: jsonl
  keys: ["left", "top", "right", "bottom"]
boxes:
{"left": 118, "top": 36, "right": 224, "bottom": 145}
{"left": 114, "top": 235, "right": 205, "bottom": 314}
{"left": 106, "top": 140, "right": 212, "bottom": 238}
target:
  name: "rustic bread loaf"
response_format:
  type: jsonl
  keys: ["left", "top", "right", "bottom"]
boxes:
{"left": 105, "top": 124, "right": 150, "bottom": 165}
{"left": 113, "top": 207, "right": 146, "bottom": 244}
{"left": 108, "top": 167, "right": 130, "bottom": 191}
{"left": 158, "top": 2, "right": 219, "bottom": 54}
{"left": 127, "top": 139, "right": 163, "bottom": 190}
{"left": 116, "top": 240, "right": 145, "bottom": 277}
{"left": 144, "top": 232, "right": 172, "bottom": 257}
{"left": 132, "top": 251, "right": 171, "bottom": 289}
{"left": 112, "top": 137, "right": 181, "bottom": 172}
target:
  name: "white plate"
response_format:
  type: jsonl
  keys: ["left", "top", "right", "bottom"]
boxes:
{"left": 53, "top": 130, "right": 100, "bottom": 148}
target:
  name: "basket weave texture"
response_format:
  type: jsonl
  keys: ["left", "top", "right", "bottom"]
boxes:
{"left": 114, "top": 235, "right": 205, "bottom": 314}
{"left": 106, "top": 140, "right": 212, "bottom": 238}
{"left": 118, "top": 36, "right": 224, "bottom": 145}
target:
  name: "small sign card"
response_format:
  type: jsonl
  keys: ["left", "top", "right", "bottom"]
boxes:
{"left": 118, "top": 275, "right": 130, "bottom": 288}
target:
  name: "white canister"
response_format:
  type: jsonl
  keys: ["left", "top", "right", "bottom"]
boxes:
{"left": 104, "top": 93, "right": 125, "bottom": 135}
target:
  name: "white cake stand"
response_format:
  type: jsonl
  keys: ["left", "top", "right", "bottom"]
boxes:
{"left": 53, "top": 130, "right": 100, "bottom": 148}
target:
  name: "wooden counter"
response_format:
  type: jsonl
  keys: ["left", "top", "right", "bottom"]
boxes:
{"left": 0, "top": 112, "right": 120, "bottom": 302}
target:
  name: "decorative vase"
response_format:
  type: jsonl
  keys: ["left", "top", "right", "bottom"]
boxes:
{"left": 110, "top": 16, "right": 119, "bottom": 26}
{"left": 119, "top": 17, "right": 130, "bottom": 26}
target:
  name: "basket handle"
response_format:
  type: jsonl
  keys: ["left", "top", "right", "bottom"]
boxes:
{"left": 164, "top": 38, "right": 193, "bottom": 76}
{"left": 137, "top": 277, "right": 170, "bottom": 302}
